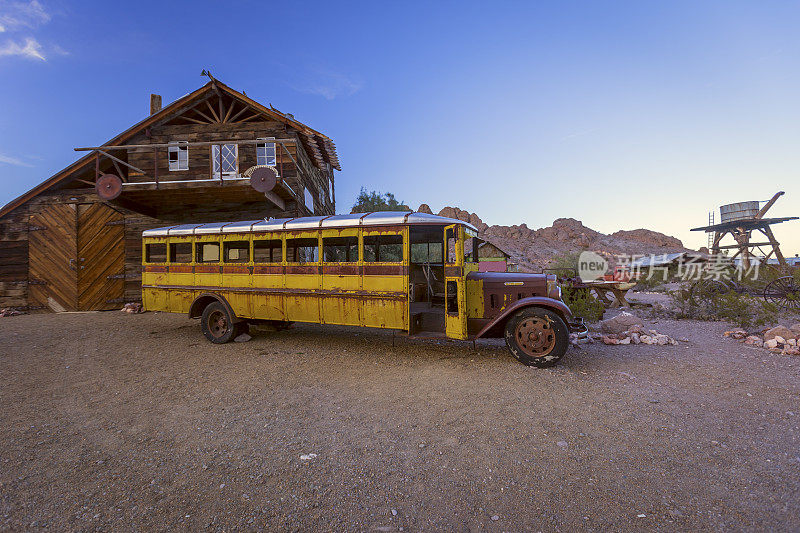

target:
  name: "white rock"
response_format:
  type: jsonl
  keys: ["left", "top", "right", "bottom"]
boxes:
{"left": 640, "top": 335, "right": 653, "bottom": 345}
{"left": 631, "top": 333, "right": 641, "bottom": 344}
{"left": 764, "top": 339, "right": 779, "bottom": 349}
{"left": 618, "top": 337, "right": 631, "bottom": 345}
{"left": 300, "top": 453, "right": 318, "bottom": 461}
{"left": 774, "top": 335, "right": 786, "bottom": 345}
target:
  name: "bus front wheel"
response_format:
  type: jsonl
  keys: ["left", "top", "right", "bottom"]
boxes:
{"left": 201, "top": 301, "right": 238, "bottom": 344}
{"left": 504, "top": 307, "right": 569, "bottom": 367}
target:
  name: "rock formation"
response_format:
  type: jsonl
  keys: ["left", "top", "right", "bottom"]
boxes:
{"left": 417, "top": 205, "right": 691, "bottom": 271}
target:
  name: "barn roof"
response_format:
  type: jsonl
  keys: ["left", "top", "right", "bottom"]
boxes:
{"left": 142, "top": 212, "right": 479, "bottom": 237}
{"left": 0, "top": 78, "right": 340, "bottom": 219}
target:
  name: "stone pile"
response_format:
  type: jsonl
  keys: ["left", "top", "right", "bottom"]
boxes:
{"left": 121, "top": 302, "right": 143, "bottom": 314}
{"left": 571, "top": 311, "right": 678, "bottom": 346}
{"left": 723, "top": 324, "right": 800, "bottom": 356}
{"left": 599, "top": 325, "right": 678, "bottom": 346}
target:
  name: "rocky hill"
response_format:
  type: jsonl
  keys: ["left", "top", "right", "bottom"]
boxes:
{"left": 417, "top": 204, "right": 690, "bottom": 271}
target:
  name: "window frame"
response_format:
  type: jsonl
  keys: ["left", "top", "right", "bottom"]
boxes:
{"left": 256, "top": 137, "right": 277, "bottom": 166}
{"left": 362, "top": 232, "right": 404, "bottom": 264}
{"left": 195, "top": 238, "right": 222, "bottom": 264}
{"left": 211, "top": 143, "right": 239, "bottom": 177}
{"left": 168, "top": 141, "right": 189, "bottom": 171}
{"left": 253, "top": 237, "right": 284, "bottom": 264}
{"left": 285, "top": 235, "right": 320, "bottom": 264}
{"left": 323, "top": 235, "right": 359, "bottom": 263}
{"left": 144, "top": 242, "right": 167, "bottom": 264}
{"left": 168, "top": 241, "right": 193, "bottom": 263}
{"left": 223, "top": 240, "right": 251, "bottom": 264}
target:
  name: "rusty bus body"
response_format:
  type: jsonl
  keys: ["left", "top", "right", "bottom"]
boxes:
{"left": 142, "top": 212, "right": 583, "bottom": 366}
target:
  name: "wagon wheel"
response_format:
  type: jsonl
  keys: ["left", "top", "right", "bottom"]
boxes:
{"left": 763, "top": 276, "right": 800, "bottom": 311}
{"left": 689, "top": 278, "right": 730, "bottom": 305}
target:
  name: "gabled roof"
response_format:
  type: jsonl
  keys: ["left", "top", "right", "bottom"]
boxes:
{"left": 143, "top": 211, "right": 479, "bottom": 237}
{"left": 0, "top": 78, "right": 340, "bottom": 219}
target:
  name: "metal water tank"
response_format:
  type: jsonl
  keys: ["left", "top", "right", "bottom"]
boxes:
{"left": 719, "top": 201, "right": 760, "bottom": 223}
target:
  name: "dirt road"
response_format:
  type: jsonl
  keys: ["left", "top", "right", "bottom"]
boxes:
{"left": 1, "top": 311, "right": 799, "bottom": 531}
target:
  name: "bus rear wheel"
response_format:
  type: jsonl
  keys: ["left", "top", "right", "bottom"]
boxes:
{"left": 201, "top": 302, "right": 237, "bottom": 344}
{"left": 504, "top": 307, "right": 569, "bottom": 367}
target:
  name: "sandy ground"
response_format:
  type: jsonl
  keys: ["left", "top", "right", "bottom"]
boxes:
{"left": 1, "top": 310, "right": 799, "bottom": 531}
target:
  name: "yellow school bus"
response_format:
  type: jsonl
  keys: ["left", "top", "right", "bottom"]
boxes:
{"left": 142, "top": 212, "right": 584, "bottom": 366}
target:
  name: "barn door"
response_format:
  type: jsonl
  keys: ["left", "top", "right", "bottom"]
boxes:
{"left": 76, "top": 203, "right": 125, "bottom": 311}
{"left": 28, "top": 204, "right": 79, "bottom": 311}
{"left": 28, "top": 203, "right": 124, "bottom": 312}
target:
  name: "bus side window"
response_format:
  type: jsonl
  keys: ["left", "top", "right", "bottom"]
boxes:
{"left": 224, "top": 241, "right": 250, "bottom": 263}
{"left": 254, "top": 239, "right": 282, "bottom": 263}
{"left": 145, "top": 243, "right": 167, "bottom": 263}
{"left": 323, "top": 236, "right": 358, "bottom": 262}
{"left": 364, "top": 234, "right": 403, "bottom": 263}
{"left": 196, "top": 242, "right": 220, "bottom": 263}
{"left": 286, "top": 238, "right": 319, "bottom": 263}
{"left": 169, "top": 242, "right": 192, "bottom": 263}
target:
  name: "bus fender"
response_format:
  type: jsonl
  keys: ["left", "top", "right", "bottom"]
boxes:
{"left": 189, "top": 292, "right": 238, "bottom": 320}
{"left": 474, "top": 297, "right": 573, "bottom": 339}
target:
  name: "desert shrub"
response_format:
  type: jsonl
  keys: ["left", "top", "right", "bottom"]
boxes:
{"left": 669, "top": 283, "right": 780, "bottom": 329}
{"left": 546, "top": 251, "right": 581, "bottom": 278}
{"left": 561, "top": 286, "right": 605, "bottom": 322}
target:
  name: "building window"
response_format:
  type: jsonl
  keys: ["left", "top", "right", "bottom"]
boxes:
{"left": 212, "top": 144, "right": 238, "bottom": 177}
{"left": 363, "top": 234, "right": 403, "bottom": 263}
{"left": 286, "top": 238, "right": 319, "bottom": 263}
{"left": 256, "top": 138, "right": 276, "bottom": 166}
{"left": 253, "top": 239, "right": 282, "bottom": 263}
{"left": 223, "top": 241, "right": 250, "bottom": 263}
{"left": 168, "top": 141, "right": 188, "bottom": 171}
{"left": 304, "top": 187, "right": 314, "bottom": 212}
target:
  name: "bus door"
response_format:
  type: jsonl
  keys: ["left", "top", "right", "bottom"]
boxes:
{"left": 444, "top": 224, "right": 468, "bottom": 340}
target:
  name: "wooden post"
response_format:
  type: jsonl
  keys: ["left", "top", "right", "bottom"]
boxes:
{"left": 762, "top": 226, "right": 786, "bottom": 266}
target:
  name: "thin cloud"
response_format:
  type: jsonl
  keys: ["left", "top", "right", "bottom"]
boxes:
{"left": 0, "top": 152, "right": 33, "bottom": 167}
{"left": 0, "top": 0, "right": 50, "bottom": 31}
{"left": 0, "top": 36, "right": 44, "bottom": 60}
{"left": 290, "top": 68, "right": 363, "bottom": 100}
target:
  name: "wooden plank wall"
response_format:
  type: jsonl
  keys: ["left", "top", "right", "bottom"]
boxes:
{"left": 0, "top": 205, "right": 29, "bottom": 308}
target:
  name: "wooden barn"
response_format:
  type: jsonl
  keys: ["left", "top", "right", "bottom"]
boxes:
{"left": 0, "top": 76, "right": 340, "bottom": 312}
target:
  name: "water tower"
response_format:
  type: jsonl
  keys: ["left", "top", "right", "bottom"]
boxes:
{"left": 691, "top": 191, "right": 798, "bottom": 269}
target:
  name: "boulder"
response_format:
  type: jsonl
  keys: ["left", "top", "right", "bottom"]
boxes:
{"left": 416, "top": 203, "right": 433, "bottom": 215}
{"left": 617, "top": 337, "right": 631, "bottom": 345}
{"left": 602, "top": 335, "right": 619, "bottom": 345}
{"left": 764, "top": 339, "right": 779, "bottom": 349}
{"left": 764, "top": 326, "right": 795, "bottom": 341}
{"left": 600, "top": 312, "right": 643, "bottom": 335}
{"left": 743, "top": 336, "right": 763, "bottom": 347}
{"left": 791, "top": 323, "right": 800, "bottom": 336}
{"left": 631, "top": 332, "right": 641, "bottom": 344}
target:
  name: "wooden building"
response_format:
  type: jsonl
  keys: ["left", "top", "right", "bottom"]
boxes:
{"left": 477, "top": 241, "right": 517, "bottom": 272}
{"left": 0, "top": 77, "right": 340, "bottom": 312}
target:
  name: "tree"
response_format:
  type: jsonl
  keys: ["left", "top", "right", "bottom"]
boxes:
{"left": 351, "top": 187, "right": 410, "bottom": 213}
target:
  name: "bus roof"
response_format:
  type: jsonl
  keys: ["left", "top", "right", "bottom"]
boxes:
{"left": 142, "top": 211, "right": 478, "bottom": 237}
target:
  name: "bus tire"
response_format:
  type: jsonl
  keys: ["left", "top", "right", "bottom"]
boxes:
{"left": 504, "top": 307, "right": 569, "bottom": 367}
{"left": 201, "top": 301, "right": 236, "bottom": 344}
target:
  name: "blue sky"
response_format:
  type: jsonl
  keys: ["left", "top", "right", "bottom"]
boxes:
{"left": 1, "top": 0, "right": 798, "bottom": 255}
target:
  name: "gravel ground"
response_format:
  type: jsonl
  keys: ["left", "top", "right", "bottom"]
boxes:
{"left": 1, "top": 310, "right": 799, "bottom": 531}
